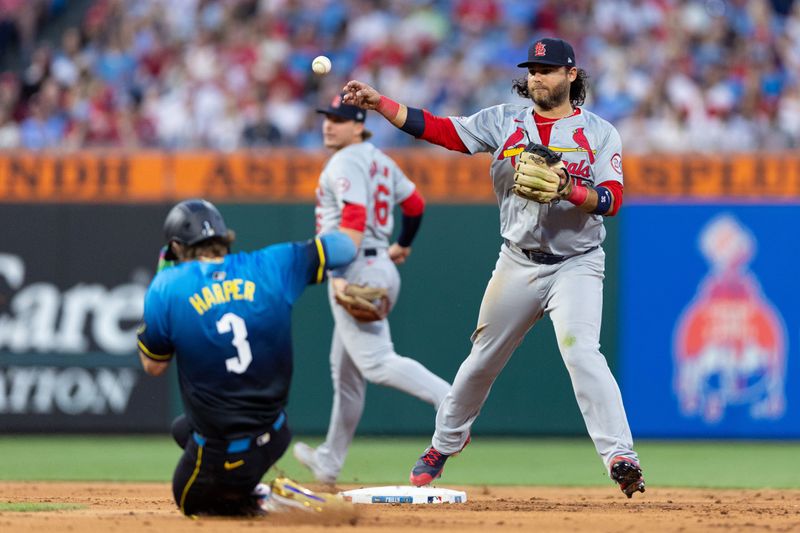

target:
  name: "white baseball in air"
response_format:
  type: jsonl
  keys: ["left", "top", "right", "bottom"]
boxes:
{"left": 312, "top": 55, "right": 332, "bottom": 75}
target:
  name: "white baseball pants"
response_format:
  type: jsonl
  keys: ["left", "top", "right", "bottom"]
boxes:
{"left": 314, "top": 250, "right": 451, "bottom": 478}
{"left": 432, "top": 243, "right": 637, "bottom": 469}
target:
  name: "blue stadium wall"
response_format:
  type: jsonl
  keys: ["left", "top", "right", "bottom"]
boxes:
{"left": 620, "top": 203, "right": 800, "bottom": 438}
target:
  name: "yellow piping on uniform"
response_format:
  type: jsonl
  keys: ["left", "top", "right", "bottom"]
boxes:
{"left": 137, "top": 341, "right": 172, "bottom": 361}
{"left": 180, "top": 444, "right": 203, "bottom": 514}
{"left": 314, "top": 237, "right": 326, "bottom": 284}
{"left": 548, "top": 146, "right": 597, "bottom": 154}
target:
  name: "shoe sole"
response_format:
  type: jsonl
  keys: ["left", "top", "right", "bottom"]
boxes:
{"left": 409, "top": 466, "right": 444, "bottom": 487}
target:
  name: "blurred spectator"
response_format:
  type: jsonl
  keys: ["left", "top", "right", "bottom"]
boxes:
{"left": 19, "top": 90, "right": 67, "bottom": 149}
{"left": 0, "top": 0, "right": 50, "bottom": 58}
{"left": 51, "top": 27, "right": 85, "bottom": 87}
{"left": 0, "top": 0, "right": 797, "bottom": 151}
{"left": 0, "top": 105, "right": 20, "bottom": 148}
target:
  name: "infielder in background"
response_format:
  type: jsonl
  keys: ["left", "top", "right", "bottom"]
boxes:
{"left": 343, "top": 37, "right": 645, "bottom": 498}
{"left": 138, "top": 198, "right": 357, "bottom": 516}
{"left": 293, "top": 94, "right": 451, "bottom": 485}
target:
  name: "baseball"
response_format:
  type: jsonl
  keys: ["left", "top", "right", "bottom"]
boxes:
{"left": 312, "top": 55, "right": 332, "bottom": 75}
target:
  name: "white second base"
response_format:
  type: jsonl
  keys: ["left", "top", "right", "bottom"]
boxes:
{"left": 339, "top": 485, "right": 467, "bottom": 504}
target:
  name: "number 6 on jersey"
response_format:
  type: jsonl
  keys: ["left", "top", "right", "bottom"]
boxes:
{"left": 217, "top": 312, "right": 253, "bottom": 374}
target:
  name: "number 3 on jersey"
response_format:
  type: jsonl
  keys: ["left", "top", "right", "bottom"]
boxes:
{"left": 217, "top": 312, "right": 253, "bottom": 374}
{"left": 374, "top": 184, "right": 390, "bottom": 226}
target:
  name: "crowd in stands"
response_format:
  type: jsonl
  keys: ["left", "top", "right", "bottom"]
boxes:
{"left": 0, "top": 0, "right": 797, "bottom": 153}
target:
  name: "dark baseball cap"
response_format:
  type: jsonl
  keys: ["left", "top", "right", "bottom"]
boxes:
{"left": 517, "top": 38, "right": 576, "bottom": 68}
{"left": 316, "top": 92, "right": 366, "bottom": 123}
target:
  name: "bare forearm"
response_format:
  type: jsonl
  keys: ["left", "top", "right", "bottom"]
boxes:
{"left": 564, "top": 181, "right": 621, "bottom": 216}
{"left": 571, "top": 186, "right": 598, "bottom": 213}
{"left": 139, "top": 351, "right": 169, "bottom": 376}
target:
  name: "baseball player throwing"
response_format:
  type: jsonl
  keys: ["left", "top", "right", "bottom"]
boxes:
{"left": 342, "top": 37, "right": 645, "bottom": 498}
{"left": 292, "top": 94, "right": 451, "bottom": 485}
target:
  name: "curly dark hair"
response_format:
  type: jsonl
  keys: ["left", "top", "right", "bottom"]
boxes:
{"left": 512, "top": 67, "right": 589, "bottom": 108}
{"left": 173, "top": 231, "right": 237, "bottom": 261}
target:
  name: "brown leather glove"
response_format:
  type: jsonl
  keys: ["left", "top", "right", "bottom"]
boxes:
{"left": 512, "top": 143, "right": 572, "bottom": 203}
{"left": 335, "top": 283, "right": 390, "bottom": 322}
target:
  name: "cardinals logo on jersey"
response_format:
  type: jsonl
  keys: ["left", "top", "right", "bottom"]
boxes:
{"left": 673, "top": 215, "right": 786, "bottom": 424}
{"left": 497, "top": 126, "right": 527, "bottom": 167}
{"left": 572, "top": 128, "right": 595, "bottom": 164}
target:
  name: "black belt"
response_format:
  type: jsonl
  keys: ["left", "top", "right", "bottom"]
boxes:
{"left": 363, "top": 248, "right": 377, "bottom": 257}
{"left": 505, "top": 239, "right": 598, "bottom": 265}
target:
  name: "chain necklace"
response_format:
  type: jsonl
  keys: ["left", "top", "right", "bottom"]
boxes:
{"left": 534, "top": 109, "right": 578, "bottom": 125}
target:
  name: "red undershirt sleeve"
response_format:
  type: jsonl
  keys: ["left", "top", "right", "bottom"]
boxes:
{"left": 400, "top": 189, "right": 425, "bottom": 216}
{"left": 417, "top": 110, "right": 470, "bottom": 153}
{"left": 340, "top": 202, "right": 367, "bottom": 231}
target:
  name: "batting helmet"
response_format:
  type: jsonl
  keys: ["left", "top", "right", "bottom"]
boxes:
{"left": 163, "top": 198, "right": 229, "bottom": 260}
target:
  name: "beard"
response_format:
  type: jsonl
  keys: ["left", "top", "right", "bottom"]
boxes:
{"left": 530, "top": 78, "right": 570, "bottom": 110}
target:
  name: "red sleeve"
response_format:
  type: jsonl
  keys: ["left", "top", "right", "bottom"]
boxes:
{"left": 341, "top": 202, "right": 366, "bottom": 232}
{"left": 419, "top": 110, "right": 470, "bottom": 153}
{"left": 598, "top": 180, "right": 624, "bottom": 216}
{"left": 400, "top": 189, "right": 425, "bottom": 216}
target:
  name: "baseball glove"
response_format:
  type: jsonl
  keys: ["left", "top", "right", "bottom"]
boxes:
{"left": 335, "top": 284, "right": 390, "bottom": 322}
{"left": 512, "top": 143, "right": 572, "bottom": 203}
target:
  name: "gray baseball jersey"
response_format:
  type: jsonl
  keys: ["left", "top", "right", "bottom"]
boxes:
{"left": 423, "top": 104, "right": 638, "bottom": 478}
{"left": 451, "top": 105, "right": 624, "bottom": 255}
{"left": 315, "top": 142, "right": 416, "bottom": 250}
{"left": 299, "top": 140, "right": 450, "bottom": 483}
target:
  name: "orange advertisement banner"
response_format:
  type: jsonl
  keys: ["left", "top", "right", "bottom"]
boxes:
{"left": 0, "top": 150, "right": 797, "bottom": 202}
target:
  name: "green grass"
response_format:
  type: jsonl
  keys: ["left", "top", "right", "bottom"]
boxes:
{"left": 0, "top": 502, "right": 85, "bottom": 512}
{"left": 1, "top": 436, "right": 799, "bottom": 489}
{"left": 0, "top": 436, "right": 181, "bottom": 482}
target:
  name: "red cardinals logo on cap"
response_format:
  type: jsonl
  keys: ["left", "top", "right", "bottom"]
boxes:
{"left": 331, "top": 94, "right": 341, "bottom": 108}
{"left": 534, "top": 41, "right": 546, "bottom": 57}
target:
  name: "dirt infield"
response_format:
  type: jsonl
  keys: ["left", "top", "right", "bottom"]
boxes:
{"left": 1, "top": 482, "right": 799, "bottom": 532}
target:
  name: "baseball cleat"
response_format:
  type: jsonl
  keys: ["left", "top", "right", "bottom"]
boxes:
{"left": 609, "top": 456, "right": 646, "bottom": 498}
{"left": 266, "top": 477, "right": 345, "bottom": 512}
{"left": 409, "top": 446, "right": 450, "bottom": 486}
{"left": 293, "top": 441, "right": 337, "bottom": 485}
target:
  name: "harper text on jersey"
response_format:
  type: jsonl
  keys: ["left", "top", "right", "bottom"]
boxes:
{"left": 189, "top": 279, "right": 256, "bottom": 315}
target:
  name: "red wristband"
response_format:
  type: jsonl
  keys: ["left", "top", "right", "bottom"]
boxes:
{"left": 376, "top": 95, "right": 400, "bottom": 120}
{"left": 566, "top": 182, "right": 589, "bottom": 206}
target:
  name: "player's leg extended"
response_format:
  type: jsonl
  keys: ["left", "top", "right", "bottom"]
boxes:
{"left": 546, "top": 248, "right": 638, "bottom": 466}
{"left": 332, "top": 303, "right": 450, "bottom": 406}
{"left": 333, "top": 259, "right": 450, "bottom": 407}
{"left": 310, "top": 326, "right": 367, "bottom": 481}
{"left": 432, "top": 245, "right": 545, "bottom": 454}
